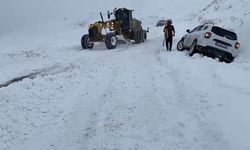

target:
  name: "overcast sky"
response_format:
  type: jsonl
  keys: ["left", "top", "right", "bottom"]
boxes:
{"left": 0, "top": 0, "right": 173, "bottom": 35}
{"left": 0, "top": 0, "right": 132, "bottom": 34}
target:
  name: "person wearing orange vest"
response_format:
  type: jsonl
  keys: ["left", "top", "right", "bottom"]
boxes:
{"left": 163, "top": 19, "right": 175, "bottom": 51}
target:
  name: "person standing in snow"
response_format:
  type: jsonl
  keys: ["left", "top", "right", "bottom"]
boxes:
{"left": 163, "top": 19, "right": 175, "bottom": 51}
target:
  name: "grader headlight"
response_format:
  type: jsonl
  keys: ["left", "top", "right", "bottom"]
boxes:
{"left": 108, "top": 22, "right": 114, "bottom": 29}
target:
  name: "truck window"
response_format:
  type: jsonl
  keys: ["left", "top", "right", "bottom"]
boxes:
{"left": 197, "top": 25, "right": 205, "bottom": 31}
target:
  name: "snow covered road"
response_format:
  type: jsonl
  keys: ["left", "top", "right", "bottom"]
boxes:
{"left": 1, "top": 0, "right": 250, "bottom": 149}
{"left": 1, "top": 33, "right": 250, "bottom": 149}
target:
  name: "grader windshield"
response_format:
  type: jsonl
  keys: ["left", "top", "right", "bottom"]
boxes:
{"left": 114, "top": 8, "right": 132, "bottom": 32}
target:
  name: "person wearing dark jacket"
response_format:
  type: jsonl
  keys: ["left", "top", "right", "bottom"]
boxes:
{"left": 163, "top": 19, "right": 175, "bottom": 51}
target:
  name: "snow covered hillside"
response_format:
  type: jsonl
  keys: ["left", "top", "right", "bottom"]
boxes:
{"left": 0, "top": 0, "right": 250, "bottom": 150}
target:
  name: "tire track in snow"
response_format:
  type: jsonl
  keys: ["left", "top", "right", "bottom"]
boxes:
{"left": 153, "top": 49, "right": 225, "bottom": 149}
{"left": 79, "top": 64, "right": 121, "bottom": 150}
{"left": 81, "top": 63, "right": 143, "bottom": 149}
{"left": 78, "top": 50, "right": 183, "bottom": 149}
{"left": 0, "top": 64, "right": 77, "bottom": 89}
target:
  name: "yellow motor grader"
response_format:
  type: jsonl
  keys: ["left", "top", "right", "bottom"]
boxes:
{"left": 81, "top": 8, "right": 148, "bottom": 49}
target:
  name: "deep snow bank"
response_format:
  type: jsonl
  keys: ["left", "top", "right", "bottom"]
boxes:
{"left": 238, "top": 20, "right": 250, "bottom": 60}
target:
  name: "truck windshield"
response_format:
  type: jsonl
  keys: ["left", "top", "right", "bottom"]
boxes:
{"left": 211, "top": 26, "right": 237, "bottom": 40}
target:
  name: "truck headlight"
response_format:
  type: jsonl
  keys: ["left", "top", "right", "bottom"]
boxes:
{"left": 235, "top": 42, "right": 240, "bottom": 49}
{"left": 204, "top": 32, "right": 211, "bottom": 39}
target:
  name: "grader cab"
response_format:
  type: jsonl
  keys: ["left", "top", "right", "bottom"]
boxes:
{"left": 81, "top": 8, "right": 148, "bottom": 49}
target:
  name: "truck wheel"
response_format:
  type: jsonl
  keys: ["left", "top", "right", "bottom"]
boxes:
{"left": 135, "top": 30, "right": 142, "bottom": 43}
{"left": 105, "top": 33, "right": 117, "bottom": 49}
{"left": 189, "top": 40, "right": 197, "bottom": 56}
{"left": 81, "top": 34, "right": 94, "bottom": 49}
{"left": 177, "top": 40, "right": 185, "bottom": 51}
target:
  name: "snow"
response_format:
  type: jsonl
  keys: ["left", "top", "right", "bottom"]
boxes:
{"left": 1, "top": 0, "right": 250, "bottom": 150}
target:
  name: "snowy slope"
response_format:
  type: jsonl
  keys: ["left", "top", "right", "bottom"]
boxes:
{"left": 1, "top": 0, "right": 250, "bottom": 150}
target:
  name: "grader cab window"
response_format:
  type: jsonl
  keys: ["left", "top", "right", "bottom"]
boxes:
{"left": 115, "top": 8, "right": 132, "bottom": 32}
